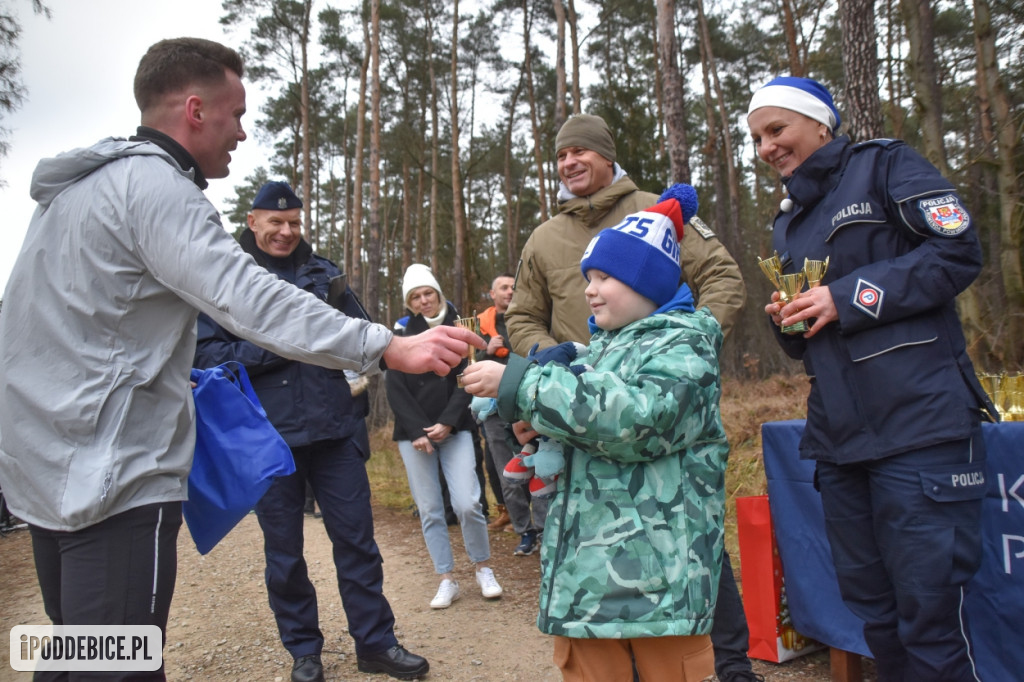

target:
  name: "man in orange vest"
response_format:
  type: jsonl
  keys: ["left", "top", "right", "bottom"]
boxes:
{"left": 476, "top": 273, "right": 547, "bottom": 556}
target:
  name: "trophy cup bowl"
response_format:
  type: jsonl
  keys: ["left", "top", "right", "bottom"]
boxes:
{"left": 776, "top": 272, "right": 808, "bottom": 334}
{"left": 757, "top": 253, "right": 783, "bottom": 289}
{"left": 804, "top": 257, "right": 830, "bottom": 288}
{"left": 453, "top": 315, "right": 481, "bottom": 388}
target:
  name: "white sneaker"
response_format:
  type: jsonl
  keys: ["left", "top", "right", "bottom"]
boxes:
{"left": 430, "top": 579, "right": 460, "bottom": 609}
{"left": 475, "top": 567, "right": 503, "bottom": 599}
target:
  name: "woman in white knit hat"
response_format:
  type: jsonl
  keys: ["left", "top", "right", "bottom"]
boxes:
{"left": 385, "top": 264, "right": 503, "bottom": 609}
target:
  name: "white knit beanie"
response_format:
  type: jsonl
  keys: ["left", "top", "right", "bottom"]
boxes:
{"left": 402, "top": 263, "right": 444, "bottom": 308}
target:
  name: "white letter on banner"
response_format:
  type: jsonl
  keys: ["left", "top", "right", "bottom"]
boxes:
{"left": 1003, "top": 535, "right": 1024, "bottom": 575}
{"left": 998, "top": 473, "right": 1024, "bottom": 513}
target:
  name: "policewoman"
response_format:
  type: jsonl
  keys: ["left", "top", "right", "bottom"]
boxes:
{"left": 747, "top": 77, "right": 998, "bottom": 681}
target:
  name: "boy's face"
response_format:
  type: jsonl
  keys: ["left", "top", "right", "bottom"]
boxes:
{"left": 584, "top": 269, "right": 656, "bottom": 331}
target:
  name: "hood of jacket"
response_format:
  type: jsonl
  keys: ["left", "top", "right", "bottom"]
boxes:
{"left": 30, "top": 137, "right": 193, "bottom": 209}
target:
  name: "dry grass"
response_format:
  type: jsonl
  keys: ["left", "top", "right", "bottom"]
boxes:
{"left": 719, "top": 374, "right": 810, "bottom": 575}
{"left": 365, "top": 373, "right": 812, "bottom": 579}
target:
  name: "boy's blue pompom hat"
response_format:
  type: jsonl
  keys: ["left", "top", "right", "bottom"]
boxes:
{"left": 747, "top": 76, "right": 841, "bottom": 135}
{"left": 252, "top": 181, "right": 303, "bottom": 210}
{"left": 580, "top": 183, "right": 698, "bottom": 307}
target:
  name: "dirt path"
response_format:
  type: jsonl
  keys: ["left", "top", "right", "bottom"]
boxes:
{"left": 1, "top": 506, "right": 847, "bottom": 681}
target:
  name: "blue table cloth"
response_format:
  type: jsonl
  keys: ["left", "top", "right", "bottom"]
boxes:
{"left": 761, "top": 420, "right": 1024, "bottom": 678}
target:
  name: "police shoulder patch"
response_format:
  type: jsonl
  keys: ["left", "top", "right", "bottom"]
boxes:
{"left": 688, "top": 216, "right": 715, "bottom": 240}
{"left": 851, "top": 279, "right": 884, "bottom": 319}
{"left": 917, "top": 194, "right": 970, "bottom": 237}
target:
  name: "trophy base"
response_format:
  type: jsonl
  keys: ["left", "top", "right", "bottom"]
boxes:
{"left": 782, "top": 321, "right": 809, "bottom": 334}
{"left": 456, "top": 374, "right": 465, "bottom": 388}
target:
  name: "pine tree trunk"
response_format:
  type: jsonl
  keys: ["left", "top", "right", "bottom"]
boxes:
{"left": 656, "top": 0, "right": 690, "bottom": 185}
{"left": 973, "top": 0, "right": 1024, "bottom": 367}
{"left": 367, "top": 0, "right": 382, "bottom": 316}
{"left": 426, "top": 2, "right": 440, "bottom": 274}
{"left": 451, "top": 0, "right": 467, "bottom": 311}
{"left": 299, "top": 0, "right": 313, "bottom": 241}
{"left": 523, "top": 0, "right": 549, "bottom": 222}
{"left": 567, "top": 0, "right": 581, "bottom": 114}
{"left": 553, "top": 0, "right": 567, "bottom": 131}
{"left": 900, "top": 0, "right": 948, "bottom": 173}
{"left": 351, "top": 4, "right": 370, "bottom": 298}
{"left": 839, "top": 0, "right": 884, "bottom": 141}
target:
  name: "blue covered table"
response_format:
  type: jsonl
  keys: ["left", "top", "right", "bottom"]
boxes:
{"left": 761, "top": 420, "right": 1024, "bottom": 681}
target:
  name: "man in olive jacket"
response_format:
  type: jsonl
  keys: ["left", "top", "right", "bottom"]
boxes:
{"left": 505, "top": 114, "right": 759, "bottom": 682}
{"left": 505, "top": 114, "right": 745, "bottom": 351}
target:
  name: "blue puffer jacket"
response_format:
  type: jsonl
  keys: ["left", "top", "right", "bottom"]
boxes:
{"left": 770, "top": 136, "right": 998, "bottom": 464}
{"left": 194, "top": 230, "right": 371, "bottom": 455}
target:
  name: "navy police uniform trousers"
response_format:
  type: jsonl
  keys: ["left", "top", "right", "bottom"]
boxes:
{"left": 816, "top": 424, "right": 985, "bottom": 682}
{"left": 255, "top": 437, "right": 398, "bottom": 659}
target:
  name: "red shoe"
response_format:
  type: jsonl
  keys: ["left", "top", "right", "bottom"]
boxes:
{"left": 529, "top": 475, "right": 558, "bottom": 499}
{"left": 503, "top": 455, "right": 534, "bottom": 482}
{"left": 504, "top": 442, "right": 536, "bottom": 482}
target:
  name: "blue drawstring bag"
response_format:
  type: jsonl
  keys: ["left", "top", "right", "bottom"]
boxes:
{"left": 184, "top": 362, "right": 295, "bottom": 554}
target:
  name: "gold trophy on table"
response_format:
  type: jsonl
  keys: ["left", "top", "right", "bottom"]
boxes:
{"left": 977, "top": 373, "right": 1005, "bottom": 420}
{"left": 1003, "top": 373, "right": 1024, "bottom": 422}
{"left": 454, "top": 313, "right": 480, "bottom": 388}
{"left": 758, "top": 252, "right": 808, "bottom": 334}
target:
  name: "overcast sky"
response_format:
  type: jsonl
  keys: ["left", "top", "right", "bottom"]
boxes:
{"left": 0, "top": 0, "right": 273, "bottom": 292}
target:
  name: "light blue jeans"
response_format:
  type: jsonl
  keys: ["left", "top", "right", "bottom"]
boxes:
{"left": 398, "top": 430, "right": 491, "bottom": 574}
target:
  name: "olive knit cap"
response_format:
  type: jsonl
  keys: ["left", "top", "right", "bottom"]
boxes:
{"left": 555, "top": 114, "right": 616, "bottom": 163}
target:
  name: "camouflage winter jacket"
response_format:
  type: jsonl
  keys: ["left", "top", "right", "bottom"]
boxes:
{"left": 496, "top": 306, "right": 729, "bottom": 639}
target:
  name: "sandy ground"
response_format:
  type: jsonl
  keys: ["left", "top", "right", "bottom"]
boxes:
{"left": 1, "top": 505, "right": 864, "bottom": 681}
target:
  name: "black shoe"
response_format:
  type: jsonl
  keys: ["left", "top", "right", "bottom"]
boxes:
{"left": 291, "top": 654, "right": 325, "bottom": 682}
{"left": 514, "top": 530, "right": 538, "bottom": 556}
{"left": 357, "top": 644, "right": 429, "bottom": 680}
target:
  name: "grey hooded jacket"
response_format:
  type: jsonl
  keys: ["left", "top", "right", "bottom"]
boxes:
{"left": 0, "top": 138, "right": 391, "bottom": 531}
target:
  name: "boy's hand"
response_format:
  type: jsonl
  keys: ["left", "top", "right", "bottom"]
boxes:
{"left": 527, "top": 341, "right": 581, "bottom": 366}
{"left": 512, "top": 421, "right": 540, "bottom": 445}
{"left": 460, "top": 360, "right": 504, "bottom": 397}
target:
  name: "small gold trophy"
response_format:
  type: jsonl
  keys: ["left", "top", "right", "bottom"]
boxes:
{"left": 804, "top": 257, "right": 830, "bottom": 288}
{"left": 454, "top": 314, "right": 480, "bottom": 388}
{"left": 1003, "top": 373, "right": 1024, "bottom": 422}
{"left": 775, "top": 273, "right": 809, "bottom": 333}
{"left": 758, "top": 253, "right": 808, "bottom": 334}
{"left": 977, "top": 373, "right": 1004, "bottom": 419}
{"left": 757, "top": 252, "right": 783, "bottom": 290}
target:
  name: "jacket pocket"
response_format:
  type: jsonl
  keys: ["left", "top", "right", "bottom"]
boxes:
{"left": 844, "top": 314, "right": 937, "bottom": 362}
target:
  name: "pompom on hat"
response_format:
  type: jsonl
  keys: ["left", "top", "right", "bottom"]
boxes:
{"left": 580, "top": 184, "right": 698, "bottom": 307}
{"left": 251, "top": 180, "right": 303, "bottom": 210}
{"left": 747, "top": 76, "right": 841, "bottom": 134}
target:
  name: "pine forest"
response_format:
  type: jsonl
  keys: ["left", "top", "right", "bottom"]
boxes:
{"left": 217, "top": 0, "right": 1024, "bottom": 380}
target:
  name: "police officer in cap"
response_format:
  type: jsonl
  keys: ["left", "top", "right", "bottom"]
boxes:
{"left": 194, "top": 181, "right": 429, "bottom": 681}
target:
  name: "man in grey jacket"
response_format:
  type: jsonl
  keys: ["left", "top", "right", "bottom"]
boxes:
{"left": 0, "top": 38, "right": 478, "bottom": 681}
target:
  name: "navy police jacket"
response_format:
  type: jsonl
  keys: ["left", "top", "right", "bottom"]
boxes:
{"left": 193, "top": 230, "right": 371, "bottom": 455}
{"left": 771, "top": 136, "right": 997, "bottom": 464}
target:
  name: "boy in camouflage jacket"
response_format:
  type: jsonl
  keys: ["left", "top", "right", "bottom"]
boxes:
{"left": 462, "top": 185, "right": 728, "bottom": 681}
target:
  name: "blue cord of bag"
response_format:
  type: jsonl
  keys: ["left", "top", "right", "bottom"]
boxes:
{"left": 184, "top": 361, "right": 295, "bottom": 554}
